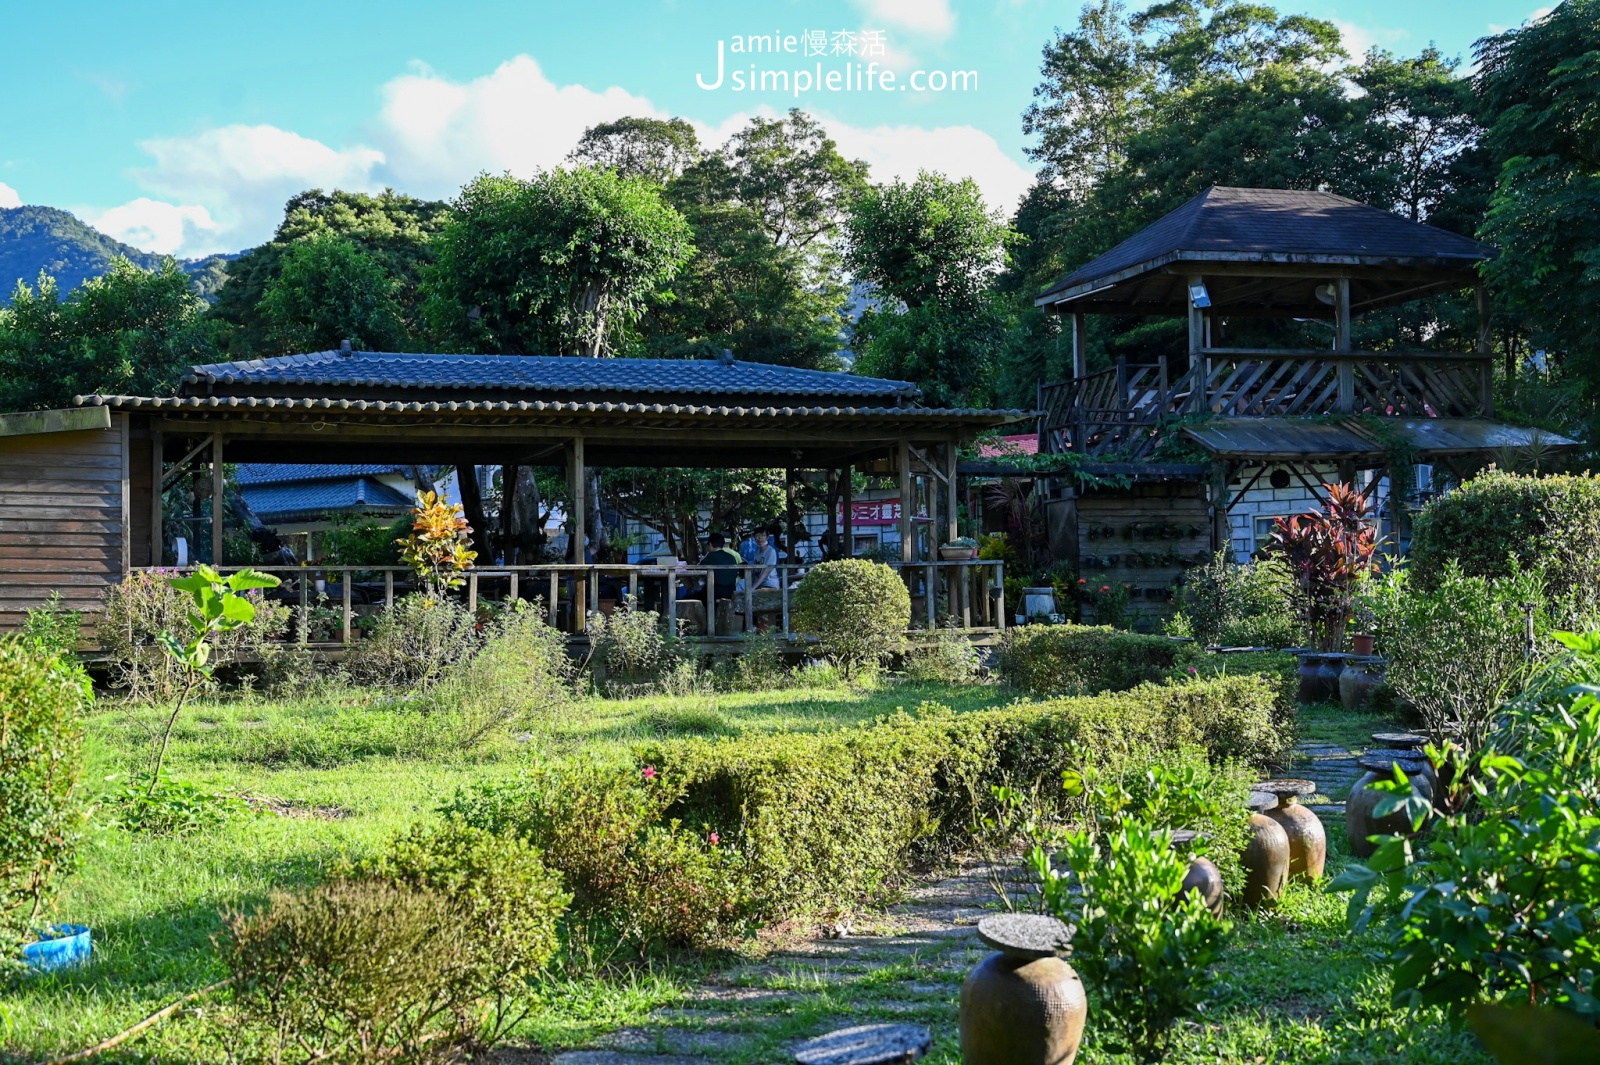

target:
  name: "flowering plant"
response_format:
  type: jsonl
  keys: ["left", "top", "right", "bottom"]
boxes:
{"left": 397, "top": 490, "right": 478, "bottom": 593}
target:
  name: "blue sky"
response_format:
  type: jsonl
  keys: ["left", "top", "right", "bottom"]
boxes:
{"left": 0, "top": 0, "right": 1550, "bottom": 257}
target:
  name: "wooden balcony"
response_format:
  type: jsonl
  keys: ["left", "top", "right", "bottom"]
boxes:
{"left": 1039, "top": 349, "right": 1495, "bottom": 459}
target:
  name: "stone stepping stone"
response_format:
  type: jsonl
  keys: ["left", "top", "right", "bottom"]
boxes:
{"left": 553, "top": 1053, "right": 707, "bottom": 1065}
{"left": 1372, "top": 731, "right": 1426, "bottom": 749}
{"left": 1255, "top": 778, "right": 1317, "bottom": 798}
{"left": 594, "top": 1028, "right": 747, "bottom": 1055}
{"left": 793, "top": 1023, "right": 932, "bottom": 1064}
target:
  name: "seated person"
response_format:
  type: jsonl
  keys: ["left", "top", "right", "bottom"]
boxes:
{"left": 699, "top": 532, "right": 743, "bottom": 600}
{"left": 750, "top": 527, "right": 781, "bottom": 591}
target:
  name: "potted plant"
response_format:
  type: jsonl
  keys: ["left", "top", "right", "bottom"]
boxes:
{"left": 940, "top": 536, "right": 979, "bottom": 561}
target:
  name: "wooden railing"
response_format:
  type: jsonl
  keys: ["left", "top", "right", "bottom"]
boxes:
{"left": 139, "top": 560, "right": 1007, "bottom": 646}
{"left": 1039, "top": 349, "right": 1494, "bottom": 458}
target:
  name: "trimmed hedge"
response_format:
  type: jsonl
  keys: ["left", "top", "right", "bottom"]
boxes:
{"left": 996, "top": 624, "right": 1200, "bottom": 695}
{"left": 1409, "top": 469, "right": 1600, "bottom": 625}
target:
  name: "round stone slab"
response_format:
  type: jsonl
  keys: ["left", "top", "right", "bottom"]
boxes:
{"left": 1371, "top": 732, "right": 1426, "bottom": 749}
{"left": 794, "top": 1023, "right": 932, "bottom": 1065}
{"left": 1247, "top": 791, "right": 1276, "bottom": 812}
{"left": 1254, "top": 778, "right": 1316, "bottom": 798}
{"left": 1359, "top": 753, "right": 1426, "bottom": 774}
{"left": 976, "top": 913, "right": 1072, "bottom": 960}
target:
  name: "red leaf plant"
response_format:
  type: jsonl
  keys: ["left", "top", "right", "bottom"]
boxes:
{"left": 1265, "top": 482, "right": 1384, "bottom": 651}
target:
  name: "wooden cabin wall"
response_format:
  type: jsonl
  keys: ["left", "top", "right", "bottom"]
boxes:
{"left": 0, "top": 421, "right": 128, "bottom": 635}
{"left": 1074, "top": 481, "right": 1209, "bottom": 630}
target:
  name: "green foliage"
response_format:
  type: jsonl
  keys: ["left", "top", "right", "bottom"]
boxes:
{"left": 343, "top": 593, "right": 480, "bottom": 691}
{"left": 569, "top": 116, "right": 704, "bottom": 185}
{"left": 1334, "top": 630, "right": 1600, "bottom": 1022}
{"left": 997, "top": 623, "right": 1197, "bottom": 695}
{"left": 722, "top": 630, "right": 790, "bottom": 692}
{"left": 319, "top": 514, "right": 406, "bottom": 569}
{"left": 20, "top": 591, "right": 82, "bottom": 659}
{"left": 1033, "top": 818, "right": 1232, "bottom": 1064}
{"left": 104, "top": 773, "right": 247, "bottom": 836}
{"left": 790, "top": 559, "right": 912, "bottom": 677}
{"left": 1361, "top": 563, "right": 1546, "bottom": 753}
{"left": 1409, "top": 470, "right": 1600, "bottom": 628}
{"left": 396, "top": 490, "right": 477, "bottom": 593}
{"left": 0, "top": 204, "right": 219, "bottom": 299}
{"left": 259, "top": 232, "right": 404, "bottom": 354}
{"left": 587, "top": 599, "right": 678, "bottom": 695}
{"left": 0, "top": 638, "right": 88, "bottom": 965}
{"left": 419, "top": 601, "right": 573, "bottom": 750}
{"left": 0, "top": 257, "right": 215, "bottom": 411}
{"left": 1263, "top": 482, "right": 1383, "bottom": 651}
{"left": 902, "top": 628, "right": 983, "bottom": 684}
{"left": 96, "top": 570, "right": 291, "bottom": 701}
{"left": 1169, "top": 551, "right": 1298, "bottom": 649}
{"left": 426, "top": 166, "right": 693, "bottom": 357}
{"left": 852, "top": 297, "right": 1009, "bottom": 408}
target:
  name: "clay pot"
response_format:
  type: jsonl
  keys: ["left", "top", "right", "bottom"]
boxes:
{"left": 1346, "top": 754, "right": 1433, "bottom": 858}
{"left": 1256, "top": 779, "right": 1326, "bottom": 881}
{"left": 1296, "top": 653, "right": 1344, "bottom": 703}
{"left": 1339, "top": 657, "right": 1383, "bottom": 711}
{"left": 961, "top": 918, "right": 1087, "bottom": 1065}
{"left": 1240, "top": 795, "right": 1290, "bottom": 908}
{"left": 1352, "top": 633, "right": 1376, "bottom": 657}
{"left": 1170, "top": 829, "right": 1224, "bottom": 916}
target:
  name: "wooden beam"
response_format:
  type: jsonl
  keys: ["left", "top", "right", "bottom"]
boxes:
{"left": 1071, "top": 313, "right": 1087, "bottom": 378}
{"left": 841, "top": 463, "right": 854, "bottom": 556}
{"left": 0, "top": 406, "right": 112, "bottom": 438}
{"left": 1188, "top": 275, "right": 1206, "bottom": 411}
{"left": 945, "top": 438, "right": 959, "bottom": 544}
{"left": 210, "top": 432, "right": 224, "bottom": 565}
{"left": 1335, "top": 277, "right": 1354, "bottom": 413}
{"left": 898, "top": 440, "right": 912, "bottom": 564}
{"left": 150, "top": 426, "right": 163, "bottom": 565}
{"left": 120, "top": 413, "right": 131, "bottom": 577}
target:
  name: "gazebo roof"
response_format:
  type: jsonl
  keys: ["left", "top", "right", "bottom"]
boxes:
{"left": 1036, "top": 186, "right": 1497, "bottom": 316}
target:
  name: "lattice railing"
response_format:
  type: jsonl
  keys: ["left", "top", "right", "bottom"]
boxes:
{"left": 1039, "top": 350, "right": 1493, "bottom": 457}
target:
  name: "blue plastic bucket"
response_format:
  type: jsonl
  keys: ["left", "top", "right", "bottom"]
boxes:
{"left": 23, "top": 924, "right": 91, "bottom": 971}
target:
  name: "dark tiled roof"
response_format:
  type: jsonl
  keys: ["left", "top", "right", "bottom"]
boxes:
{"left": 240, "top": 475, "right": 414, "bottom": 525}
{"left": 234, "top": 463, "right": 411, "bottom": 487}
{"left": 182, "top": 352, "right": 917, "bottom": 402}
{"left": 1040, "top": 186, "right": 1497, "bottom": 303}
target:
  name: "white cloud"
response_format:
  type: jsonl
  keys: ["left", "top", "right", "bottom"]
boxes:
{"left": 88, "top": 198, "right": 217, "bottom": 256}
{"left": 1490, "top": 6, "right": 1554, "bottom": 33}
{"left": 823, "top": 120, "right": 1033, "bottom": 214}
{"left": 372, "top": 56, "right": 666, "bottom": 198}
{"left": 852, "top": 0, "right": 956, "bottom": 40}
{"left": 0, "top": 181, "right": 20, "bottom": 209}
{"left": 1333, "top": 20, "right": 1407, "bottom": 60}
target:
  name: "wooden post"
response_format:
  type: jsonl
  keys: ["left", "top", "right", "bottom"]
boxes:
{"left": 945, "top": 439, "right": 960, "bottom": 624}
{"left": 509, "top": 570, "right": 519, "bottom": 604}
{"left": 705, "top": 570, "right": 716, "bottom": 637}
{"left": 119, "top": 414, "right": 131, "bottom": 577}
{"left": 548, "top": 570, "right": 559, "bottom": 629}
{"left": 841, "top": 464, "right": 854, "bottom": 556}
{"left": 780, "top": 565, "right": 790, "bottom": 635}
{"left": 666, "top": 570, "right": 677, "bottom": 635}
{"left": 342, "top": 571, "right": 353, "bottom": 644}
{"left": 385, "top": 570, "right": 394, "bottom": 609}
{"left": 570, "top": 436, "right": 586, "bottom": 626}
{"left": 149, "top": 425, "right": 163, "bottom": 567}
{"left": 1187, "top": 276, "right": 1206, "bottom": 411}
{"left": 210, "top": 432, "right": 224, "bottom": 565}
{"left": 784, "top": 468, "right": 800, "bottom": 559}
{"left": 897, "top": 440, "right": 913, "bottom": 564}
{"left": 1335, "top": 276, "right": 1355, "bottom": 413}
{"left": 1210, "top": 463, "right": 1231, "bottom": 556}
{"left": 1071, "top": 312, "right": 1088, "bottom": 378}
{"left": 468, "top": 571, "right": 478, "bottom": 615}
{"left": 1476, "top": 284, "right": 1494, "bottom": 415}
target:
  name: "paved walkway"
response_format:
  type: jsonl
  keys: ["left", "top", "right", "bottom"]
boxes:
{"left": 514, "top": 734, "right": 1369, "bottom": 1064}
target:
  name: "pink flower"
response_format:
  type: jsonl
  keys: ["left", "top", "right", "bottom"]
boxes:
{"left": 642, "top": 766, "right": 657, "bottom": 782}
{"left": 708, "top": 832, "right": 720, "bottom": 846}
{"left": 1099, "top": 585, "right": 1111, "bottom": 594}
{"left": 1187, "top": 666, "right": 1198, "bottom": 675}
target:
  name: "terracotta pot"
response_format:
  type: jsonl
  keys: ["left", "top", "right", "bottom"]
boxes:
{"left": 1346, "top": 754, "right": 1433, "bottom": 858}
{"left": 1240, "top": 797, "right": 1290, "bottom": 908}
{"left": 960, "top": 952, "right": 1087, "bottom": 1065}
{"left": 1339, "top": 657, "right": 1383, "bottom": 711}
{"left": 1256, "top": 779, "right": 1326, "bottom": 881}
{"left": 1352, "top": 633, "right": 1376, "bottom": 657}
{"left": 1170, "top": 829, "right": 1225, "bottom": 917}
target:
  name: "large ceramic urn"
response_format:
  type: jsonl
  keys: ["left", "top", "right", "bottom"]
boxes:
{"left": 1254, "top": 779, "right": 1326, "bottom": 881}
{"left": 960, "top": 914, "right": 1087, "bottom": 1065}
{"left": 1171, "top": 829, "right": 1225, "bottom": 917}
{"left": 1339, "top": 656, "right": 1383, "bottom": 711}
{"left": 1345, "top": 753, "right": 1433, "bottom": 858}
{"left": 1240, "top": 792, "right": 1290, "bottom": 908}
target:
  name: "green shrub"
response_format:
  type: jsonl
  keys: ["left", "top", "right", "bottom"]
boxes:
{"left": 1169, "top": 551, "right": 1298, "bottom": 649}
{"left": 1179, "top": 651, "right": 1299, "bottom": 738}
{"left": 0, "top": 639, "right": 88, "bottom": 964}
{"left": 1034, "top": 820, "right": 1232, "bottom": 1064}
{"left": 718, "top": 631, "right": 789, "bottom": 691}
{"left": 96, "top": 571, "right": 291, "bottom": 701}
{"left": 104, "top": 774, "right": 248, "bottom": 836}
{"left": 791, "top": 559, "right": 912, "bottom": 677}
{"left": 1335, "top": 630, "right": 1600, "bottom": 1022}
{"left": 997, "top": 624, "right": 1199, "bottom": 695}
{"left": 1360, "top": 563, "right": 1546, "bottom": 753}
{"left": 320, "top": 514, "right": 406, "bottom": 570}
{"left": 902, "top": 627, "right": 983, "bottom": 684}
{"left": 587, "top": 598, "right": 677, "bottom": 695}
{"left": 419, "top": 602, "right": 572, "bottom": 749}
{"left": 223, "top": 879, "right": 476, "bottom": 1065}
{"left": 344, "top": 593, "right": 479, "bottom": 691}
{"left": 1409, "top": 469, "right": 1600, "bottom": 627}
{"left": 20, "top": 592, "right": 82, "bottom": 658}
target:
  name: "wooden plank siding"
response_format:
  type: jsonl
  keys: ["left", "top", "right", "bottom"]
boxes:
{"left": 1075, "top": 481, "right": 1210, "bottom": 629}
{"left": 0, "top": 425, "right": 128, "bottom": 633}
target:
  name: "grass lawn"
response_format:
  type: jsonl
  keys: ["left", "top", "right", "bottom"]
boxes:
{"left": 1, "top": 678, "right": 1485, "bottom": 1064}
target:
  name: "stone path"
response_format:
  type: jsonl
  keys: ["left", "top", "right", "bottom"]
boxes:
{"left": 511, "top": 735, "right": 1373, "bottom": 1065}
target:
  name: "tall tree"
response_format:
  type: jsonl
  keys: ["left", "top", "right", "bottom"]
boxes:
{"left": 1476, "top": 1, "right": 1600, "bottom": 419}
{"left": 208, "top": 189, "right": 448, "bottom": 357}
{"left": 0, "top": 258, "right": 213, "bottom": 411}
{"left": 568, "top": 117, "right": 704, "bottom": 185}
{"left": 259, "top": 233, "right": 404, "bottom": 353}
{"left": 426, "top": 166, "right": 693, "bottom": 357}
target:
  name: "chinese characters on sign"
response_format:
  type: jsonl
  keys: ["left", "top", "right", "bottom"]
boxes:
{"left": 841, "top": 500, "right": 902, "bottom": 526}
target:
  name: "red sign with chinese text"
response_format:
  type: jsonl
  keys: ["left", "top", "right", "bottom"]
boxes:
{"left": 841, "top": 499, "right": 901, "bottom": 526}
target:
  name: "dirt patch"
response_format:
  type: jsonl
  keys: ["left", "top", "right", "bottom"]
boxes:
{"left": 239, "top": 793, "right": 352, "bottom": 821}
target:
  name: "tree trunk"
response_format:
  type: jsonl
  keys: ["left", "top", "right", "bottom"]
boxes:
{"left": 499, "top": 465, "right": 518, "bottom": 564}
{"left": 456, "top": 465, "right": 488, "bottom": 553}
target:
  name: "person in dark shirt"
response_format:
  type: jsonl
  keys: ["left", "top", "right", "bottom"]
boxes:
{"left": 699, "top": 532, "right": 743, "bottom": 600}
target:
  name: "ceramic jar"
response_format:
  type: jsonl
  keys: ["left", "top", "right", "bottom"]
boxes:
{"left": 1345, "top": 754, "right": 1433, "bottom": 858}
{"left": 961, "top": 915, "right": 1087, "bottom": 1065}
{"left": 1240, "top": 792, "right": 1290, "bottom": 908}
{"left": 1296, "top": 653, "right": 1345, "bottom": 703}
{"left": 1255, "top": 779, "right": 1326, "bottom": 881}
{"left": 1172, "top": 829, "right": 1225, "bottom": 917}
{"left": 1339, "top": 656, "right": 1383, "bottom": 711}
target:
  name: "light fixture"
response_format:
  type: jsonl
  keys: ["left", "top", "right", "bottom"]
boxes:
{"left": 1188, "top": 280, "right": 1211, "bottom": 308}
{"left": 1314, "top": 283, "right": 1337, "bottom": 306}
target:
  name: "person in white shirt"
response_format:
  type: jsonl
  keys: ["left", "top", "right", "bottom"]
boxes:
{"left": 751, "top": 528, "right": 780, "bottom": 590}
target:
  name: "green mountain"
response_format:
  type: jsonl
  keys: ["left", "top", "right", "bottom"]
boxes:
{"left": 0, "top": 204, "right": 237, "bottom": 301}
